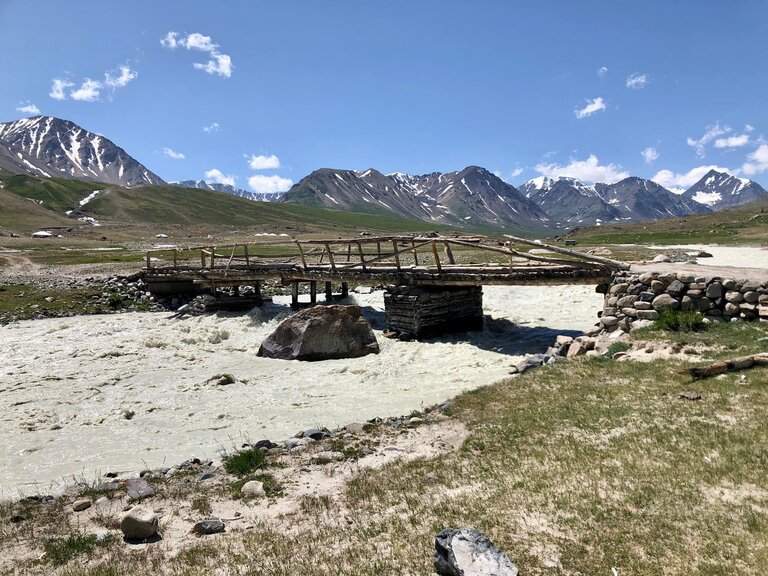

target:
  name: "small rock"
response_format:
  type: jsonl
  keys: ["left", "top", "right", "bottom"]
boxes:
{"left": 125, "top": 478, "right": 155, "bottom": 500}
{"left": 191, "top": 517, "right": 225, "bottom": 536}
{"left": 555, "top": 335, "right": 574, "bottom": 346}
{"left": 346, "top": 422, "right": 366, "bottom": 434}
{"left": 241, "top": 480, "right": 265, "bottom": 498}
{"left": 72, "top": 498, "right": 92, "bottom": 512}
{"left": 120, "top": 505, "right": 158, "bottom": 540}
{"left": 652, "top": 294, "right": 679, "bottom": 311}
{"left": 679, "top": 391, "right": 702, "bottom": 401}
{"left": 304, "top": 428, "right": 330, "bottom": 441}
{"left": 652, "top": 254, "right": 671, "bottom": 263}
{"left": 435, "top": 527, "right": 518, "bottom": 576}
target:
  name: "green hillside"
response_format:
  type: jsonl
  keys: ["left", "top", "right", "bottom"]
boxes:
{"left": 0, "top": 188, "right": 74, "bottom": 230}
{"left": 566, "top": 197, "right": 768, "bottom": 245}
{"left": 83, "top": 184, "right": 459, "bottom": 234}
{"left": 0, "top": 171, "right": 105, "bottom": 214}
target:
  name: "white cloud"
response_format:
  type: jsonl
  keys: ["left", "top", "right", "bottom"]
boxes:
{"left": 49, "top": 65, "right": 137, "bottom": 102}
{"left": 248, "top": 174, "right": 294, "bottom": 194}
{"left": 16, "top": 102, "right": 40, "bottom": 115}
{"left": 742, "top": 144, "right": 768, "bottom": 176}
{"left": 161, "top": 31, "right": 233, "bottom": 78}
{"left": 248, "top": 154, "right": 281, "bottom": 170}
{"left": 510, "top": 167, "right": 524, "bottom": 178}
{"left": 49, "top": 79, "right": 74, "bottom": 100}
{"left": 194, "top": 53, "right": 232, "bottom": 78}
{"left": 626, "top": 73, "right": 649, "bottom": 89}
{"left": 203, "top": 122, "right": 220, "bottom": 133}
{"left": 70, "top": 79, "right": 102, "bottom": 102}
{"left": 714, "top": 134, "right": 750, "bottom": 149}
{"left": 687, "top": 123, "right": 730, "bottom": 158}
{"left": 597, "top": 66, "right": 608, "bottom": 77}
{"left": 163, "top": 147, "right": 185, "bottom": 160}
{"left": 104, "top": 66, "right": 138, "bottom": 88}
{"left": 574, "top": 97, "right": 606, "bottom": 119}
{"left": 534, "top": 154, "right": 628, "bottom": 184}
{"left": 641, "top": 147, "right": 659, "bottom": 164}
{"left": 204, "top": 168, "right": 236, "bottom": 187}
{"left": 745, "top": 124, "right": 755, "bottom": 132}
{"left": 652, "top": 164, "right": 731, "bottom": 189}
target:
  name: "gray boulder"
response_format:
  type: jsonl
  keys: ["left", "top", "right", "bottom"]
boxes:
{"left": 435, "top": 527, "right": 518, "bottom": 576}
{"left": 257, "top": 305, "right": 380, "bottom": 361}
{"left": 120, "top": 506, "right": 158, "bottom": 540}
{"left": 191, "top": 517, "right": 225, "bottom": 535}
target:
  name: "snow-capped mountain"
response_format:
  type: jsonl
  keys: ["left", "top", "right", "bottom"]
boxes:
{"left": 0, "top": 116, "right": 164, "bottom": 187}
{"left": 171, "top": 179, "right": 285, "bottom": 202}
{"left": 519, "top": 176, "right": 622, "bottom": 226}
{"left": 520, "top": 175, "right": 709, "bottom": 226}
{"left": 279, "top": 166, "right": 554, "bottom": 231}
{"left": 594, "top": 177, "right": 709, "bottom": 221}
{"left": 682, "top": 169, "right": 767, "bottom": 210}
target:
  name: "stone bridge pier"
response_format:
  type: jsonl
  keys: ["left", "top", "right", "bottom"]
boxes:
{"left": 383, "top": 285, "right": 484, "bottom": 339}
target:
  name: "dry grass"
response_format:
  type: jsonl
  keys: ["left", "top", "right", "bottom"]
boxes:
{"left": 2, "top": 322, "right": 768, "bottom": 575}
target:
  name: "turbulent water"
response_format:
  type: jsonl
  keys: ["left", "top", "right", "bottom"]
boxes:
{"left": 0, "top": 285, "right": 601, "bottom": 497}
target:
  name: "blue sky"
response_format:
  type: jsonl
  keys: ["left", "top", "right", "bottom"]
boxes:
{"left": 2, "top": 0, "right": 767, "bottom": 192}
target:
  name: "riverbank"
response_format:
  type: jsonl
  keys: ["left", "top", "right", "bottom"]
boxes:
{"left": 2, "top": 319, "right": 767, "bottom": 575}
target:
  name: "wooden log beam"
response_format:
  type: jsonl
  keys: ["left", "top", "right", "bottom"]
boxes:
{"left": 676, "top": 353, "right": 768, "bottom": 379}
{"left": 503, "top": 234, "right": 628, "bottom": 270}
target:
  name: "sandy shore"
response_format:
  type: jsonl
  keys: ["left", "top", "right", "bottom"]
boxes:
{"left": 0, "top": 284, "right": 602, "bottom": 497}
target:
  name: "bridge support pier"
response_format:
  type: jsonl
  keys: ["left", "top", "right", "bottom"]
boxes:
{"left": 383, "top": 285, "right": 483, "bottom": 339}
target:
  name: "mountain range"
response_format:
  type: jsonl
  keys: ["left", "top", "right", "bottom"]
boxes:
{"left": 169, "top": 180, "right": 283, "bottom": 203}
{"left": 1, "top": 115, "right": 766, "bottom": 232}
{"left": 278, "top": 166, "right": 553, "bottom": 232}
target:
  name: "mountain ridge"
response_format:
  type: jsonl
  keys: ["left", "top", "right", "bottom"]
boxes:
{"left": 0, "top": 116, "right": 164, "bottom": 187}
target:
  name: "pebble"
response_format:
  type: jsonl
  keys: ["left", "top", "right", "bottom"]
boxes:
{"left": 72, "top": 498, "right": 92, "bottom": 512}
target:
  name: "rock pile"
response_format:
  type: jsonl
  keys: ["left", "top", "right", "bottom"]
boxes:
{"left": 596, "top": 271, "right": 768, "bottom": 333}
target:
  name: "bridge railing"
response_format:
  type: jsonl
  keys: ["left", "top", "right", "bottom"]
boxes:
{"left": 144, "top": 235, "right": 628, "bottom": 274}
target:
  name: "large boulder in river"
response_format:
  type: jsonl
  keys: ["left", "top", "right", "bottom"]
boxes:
{"left": 257, "top": 305, "right": 380, "bottom": 361}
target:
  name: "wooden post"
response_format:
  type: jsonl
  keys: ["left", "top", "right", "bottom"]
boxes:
{"left": 296, "top": 241, "right": 308, "bottom": 270}
{"left": 173, "top": 249, "right": 178, "bottom": 269}
{"left": 291, "top": 281, "right": 299, "bottom": 307}
{"left": 341, "top": 282, "right": 349, "bottom": 297}
{"left": 325, "top": 281, "right": 333, "bottom": 302}
{"left": 244, "top": 244, "right": 250, "bottom": 267}
{"left": 356, "top": 241, "right": 366, "bottom": 271}
{"left": 376, "top": 241, "right": 382, "bottom": 258}
{"left": 411, "top": 240, "right": 419, "bottom": 266}
{"left": 444, "top": 242, "right": 455, "bottom": 264}
{"left": 146, "top": 252, "right": 151, "bottom": 269}
{"left": 324, "top": 243, "right": 336, "bottom": 271}
{"left": 201, "top": 249, "right": 206, "bottom": 268}
{"left": 310, "top": 281, "right": 317, "bottom": 304}
{"left": 431, "top": 241, "right": 442, "bottom": 273}
{"left": 346, "top": 244, "right": 352, "bottom": 263}
{"left": 392, "top": 240, "right": 401, "bottom": 271}
{"left": 210, "top": 246, "right": 215, "bottom": 270}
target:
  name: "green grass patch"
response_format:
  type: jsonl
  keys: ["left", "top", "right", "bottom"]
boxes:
{"left": 605, "top": 341, "right": 631, "bottom": 356}
{"left": 223, "top": 448, "right": 265, "bottom": 476}
{"left": 653, "top": 309, "right": 707, "bottom": 332}
{"left": 43, "top": 532, "right": 111, "bottom": 566}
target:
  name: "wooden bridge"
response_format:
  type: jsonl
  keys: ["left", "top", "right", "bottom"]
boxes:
{"left": 143, "top": 235, "right": 627, "bottom": 337}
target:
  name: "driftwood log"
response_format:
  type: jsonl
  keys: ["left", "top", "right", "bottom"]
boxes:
{"left": 677, "top": 353, "right": 768, "bottom": 379}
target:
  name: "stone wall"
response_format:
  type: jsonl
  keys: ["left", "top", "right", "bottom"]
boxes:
{"left": 600, "top": 271, "right": 768, "bottom": 333}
